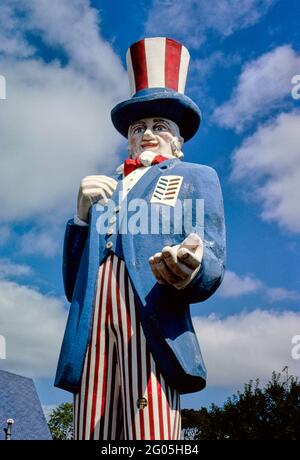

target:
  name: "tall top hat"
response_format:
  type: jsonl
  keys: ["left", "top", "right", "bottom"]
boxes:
{"left": 111, "top": 37, "right": 201, "bottom": 141}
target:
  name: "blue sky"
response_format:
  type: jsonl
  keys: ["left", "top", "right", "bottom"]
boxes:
{"left": 0, "top": 0, "right": 299, "bottom": 414}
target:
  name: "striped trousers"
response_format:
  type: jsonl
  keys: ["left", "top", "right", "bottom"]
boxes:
{"left": 74, "top": 254, "right": 181, "bottom": 440}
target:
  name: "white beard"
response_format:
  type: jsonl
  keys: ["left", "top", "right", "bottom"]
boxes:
{"left": 138, "top": 150, "right": 174, "bottom": 166}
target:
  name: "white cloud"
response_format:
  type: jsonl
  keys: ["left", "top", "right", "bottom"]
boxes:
{"left": 145, "top": 0, "right": 275, "bottom": 49}
{"left": 192, "top": 52, "right": 241, "bottom": 78}
{"left": 188, "top": 52, "right": 241, "bottom": 104}
{"left": 265, "top": 288, "right": 300, "bottom": 302}
{"left": 219, "top": 270, "right": 300, "bottom": 302}
{"left": 20, "top": 230, "right": 60, "bottom": 258}
{"left": 194, "top": 309, "right": 300, "bottom": 386}
{"left": 218, "top": 270, "right": 263, "bottom": 297}
{"left": 0, "top": 0, "right": 128, "bottom": 222}
{"left": 231, "top": 111, "right": 300, "bottom": 233}
{"left": 15, "top": 0, "right": 126, "bottom": 83}
{"left": 0, "top": 279, "right": 67, "bottom": 378}
{"left": 213, "top": 46, "right": 300, "bottom": 131}
{"left": 0, "top": 259, "right": 33, "bottom": 278}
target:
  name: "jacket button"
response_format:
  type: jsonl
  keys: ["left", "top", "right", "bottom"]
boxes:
{"left": 105, "top": 242, "right": 113, "bottom": 249}
{"left": 106, "top": 228, "right": 114, "bottom": 236}
{"left": 114, "top": 206, "right": 120, "bottom": 213}
{"left": 109, "top": 216, "right": 116, "bottom": 224}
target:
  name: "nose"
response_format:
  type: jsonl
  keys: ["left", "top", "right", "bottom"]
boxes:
{"left": 142, "top": 128, "right": 155, "bottom": 139}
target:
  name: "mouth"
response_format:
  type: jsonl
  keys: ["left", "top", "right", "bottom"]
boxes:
{"left": 141, "top": 142, "right": 159, "bottom": 149}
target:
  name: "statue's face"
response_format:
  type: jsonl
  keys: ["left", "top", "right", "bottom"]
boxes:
{"left": 128, "top": 117, "right": 180, "bottom": 159}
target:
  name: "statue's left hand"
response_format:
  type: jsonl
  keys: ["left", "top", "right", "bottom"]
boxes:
{"left": 148, "top": 233, "right": 203, "bottom": 289}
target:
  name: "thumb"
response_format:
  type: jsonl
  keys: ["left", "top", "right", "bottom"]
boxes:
{"left": 179, "top": 233, "right": 202, "bottom": 251}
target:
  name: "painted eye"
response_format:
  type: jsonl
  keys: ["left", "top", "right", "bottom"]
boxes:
{"left": 154, "top": 124, "right": 166, "bottom": 131}
{"left": 133, "top": 126, "right": 144, "bottom": 134}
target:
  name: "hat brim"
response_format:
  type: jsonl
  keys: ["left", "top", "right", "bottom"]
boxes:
{"left": 111, "top": 90, "right": 201, "bottom": 142}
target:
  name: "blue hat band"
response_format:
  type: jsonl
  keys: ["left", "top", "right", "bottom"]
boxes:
{"left": 111, "top": 88, "right": 201, "bottom": 141}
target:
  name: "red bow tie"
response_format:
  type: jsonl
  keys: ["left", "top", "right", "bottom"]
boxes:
{"left": 123, "top": 155, "right": 168, "bottom": 177}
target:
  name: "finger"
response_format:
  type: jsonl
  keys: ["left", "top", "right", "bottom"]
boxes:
{"left": 82, "top": 175, "right": 117, "bottom": 184}
{"left": 84, "top": 184, "right": 115, "bottom": 199}
{"left": 81, "top": 176, "right": 117, "bottom": 188}
{"left": 174, "top": 263, "right": 201, "bottom": 289}
{"left": 98, "top": 178, "right": 118, "bottom": 191}
{"left": 149, "top": 257, "right": 167, "bottom": 284}
{"left": 82, "top": 178, "right": 117, "bottom": 192}
{"left": 149, "top": 255, "right": 176, "bottom": 284}
{"left": 162, "top": 246, "right": 191, "bottom": 279}
{"left": 154, "top": 258, "right": 182, "bottom": 284}
{"left": 95, "top": 182, "right": 116, "bottom": 196}
{"left": 177, "top": 233, "right": 203, "bottom": 269}
{"left": 153, "top": 252, "right": 163, "bottom": 263}
{"left": 80, "top": 190, "right": 108, "bottom": 207}
{"left": 178, "top": 239, "right": 203, "bottom": 261}
{"left": 82, "top": 187, "right": 108, "bottom": 200}
{"left": 177, "top": 248, "right": 201, "bottom": 270}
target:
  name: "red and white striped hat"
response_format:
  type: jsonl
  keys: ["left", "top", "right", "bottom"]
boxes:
{"left": 111, "top": 37, "right": 201, "bottom": 141}
{"left": 126, "top": 37, "right": 190, "bottom": 95}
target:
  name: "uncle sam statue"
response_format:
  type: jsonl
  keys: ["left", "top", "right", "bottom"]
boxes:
{"left": 55, "top": 37, "right": 226, "bottom": 440}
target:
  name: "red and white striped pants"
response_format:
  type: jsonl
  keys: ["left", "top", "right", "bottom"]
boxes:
{"left": 74, "top": 254, "right": 181, "bottom": 440}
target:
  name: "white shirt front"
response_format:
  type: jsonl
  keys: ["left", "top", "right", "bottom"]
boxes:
{"left": 121, "top": 165, "right": 151, "bottom": 200}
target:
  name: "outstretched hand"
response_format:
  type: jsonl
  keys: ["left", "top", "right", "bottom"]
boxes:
{"left": 148, "top": 233, "right": 203, "bottom": 289}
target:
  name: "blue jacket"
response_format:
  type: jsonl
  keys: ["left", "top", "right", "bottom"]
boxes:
{"left": 55, "top": 158, "right": 226, "bottom": 394}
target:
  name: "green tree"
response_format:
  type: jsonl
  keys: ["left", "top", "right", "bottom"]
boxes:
{"left": 182, "top": 371, "right": 300, "bottom": 440}
{"left": 48, "top": 402, "right": 74, "bottom": 440}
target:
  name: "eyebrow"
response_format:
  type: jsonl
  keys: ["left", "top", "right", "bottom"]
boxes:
{"left": 153, "top": 119, "right": 170, "bottom": 125}
{"left": 130, "top": 121, "right": 146, "bottom": 131}
{"left": 129, "top": 118, "right": 171, "bottom": 134}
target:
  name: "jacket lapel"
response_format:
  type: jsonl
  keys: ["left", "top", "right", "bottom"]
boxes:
{"left": 125, "top": 158, "right": 180, "bottom": 204}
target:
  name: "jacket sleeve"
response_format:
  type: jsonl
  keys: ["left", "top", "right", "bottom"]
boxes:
{"left": 180, "top": 166, "right": 226, "bottom": 304}
{"left": 62, "top": 219, "right": 89, "bottom": 302}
